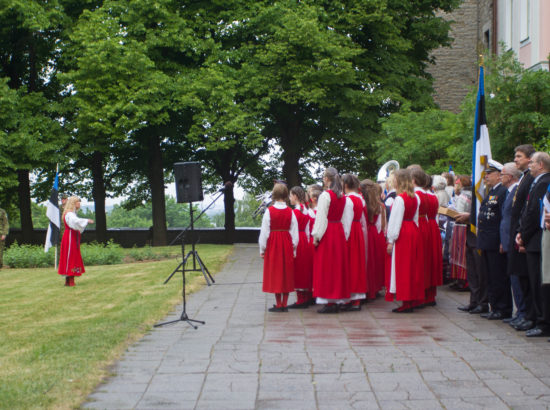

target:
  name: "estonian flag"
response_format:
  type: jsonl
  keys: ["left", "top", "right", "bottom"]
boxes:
{"left": 470, "top": 65, "right": 492, "bottom": 234}
{"left": 45, "top": 173, "right": 60, "bottom": 253}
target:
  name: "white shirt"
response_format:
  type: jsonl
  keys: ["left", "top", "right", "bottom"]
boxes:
{"left": 64, "top": 212, "right": 89, "bottom": 233}
{"left": 311, "top": 191, "right": 353, "bottom": 243}
{"left": 258, "top": 201, "right": 299, "bottom": 255}
{"left": 386, "top": 194, "right": 419, "bottom": 244}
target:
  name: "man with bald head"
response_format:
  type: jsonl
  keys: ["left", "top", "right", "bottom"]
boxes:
{"left": 516, "top": 152, "right": 550, "bottom": 337}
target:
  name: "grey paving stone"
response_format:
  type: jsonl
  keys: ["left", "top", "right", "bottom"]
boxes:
{"left": 82, "top": 245, "right": 550, "bottom": 409}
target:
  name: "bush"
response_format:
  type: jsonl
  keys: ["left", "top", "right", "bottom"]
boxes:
{"left": 80, "top": 241, "right": 123, "bottom": 265}
{"left": 128, "top": 246, "right": 158, "bottom": 261}
{"left": 4, "top": 241, "right": 54, "bottom": 268}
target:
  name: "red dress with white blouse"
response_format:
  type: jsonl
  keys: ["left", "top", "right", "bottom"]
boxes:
{"left": 293, "top": 205, "right": 314, "bottom": 291}
{"left": 347, "top": 193, "right": 367, "bottom": 298}
{"left": 415, "top": 189, "right": 430, "bottom": 291}
{"left": 262, "top": 206, "right": 295, "bottom": 293}
{"left": 58, "top": 212, "right": 87, "bottom": 277}
{"left": 366, "top": 212, "right": 385, "bottom": 299}
{"left": 426, "top": 192, "right": 443, "bottom": 287}
{"left": 313, "top": 190, "right": 350, "bottom": 300}
{"left": 385, "top": 193, "right": 424, "bottom": 302}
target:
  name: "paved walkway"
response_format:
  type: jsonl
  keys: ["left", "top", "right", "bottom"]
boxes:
{"left": 84, "top": 244, "right": 550, "bottom": 409}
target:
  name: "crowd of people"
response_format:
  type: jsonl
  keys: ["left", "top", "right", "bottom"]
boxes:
{"left": 258, "top": 144, "right": 550, "bottom": 343}
{"left": 258, "top": 165, "right": 444, "bottom": 314}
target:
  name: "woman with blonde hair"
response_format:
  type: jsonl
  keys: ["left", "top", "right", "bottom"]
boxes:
{"left": 58, "top": 196, "right": 94, "bottom": 286}
{"left": 385, "top": 169, "right": 423, "bottom": 312}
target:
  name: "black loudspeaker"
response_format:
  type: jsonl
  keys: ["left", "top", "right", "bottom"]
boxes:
{"left": 174, "top": 162, "right": 203, "bottom": 203}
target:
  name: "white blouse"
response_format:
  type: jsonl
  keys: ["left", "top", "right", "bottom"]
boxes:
{"left": 258, "top": 201, "right": 299, "bottom": 255}
{"left": 311, "top": 191, "right": 353, "bottom": 243}
{"left": 386, "top": 195, "right": 419, "bottom": 244}
{"left": 347, "top": 192, "right": 368, "bottom": 236}
{"left": 64, "top": 212, "right": 89, "bottom": 233}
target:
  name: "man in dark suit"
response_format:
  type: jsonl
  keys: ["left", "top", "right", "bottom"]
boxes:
{"left": 508, "top": 144, "right": 536, "bottom": 331}
{"left": 499, "top": 163, "right": 523, "bottom": 324}
{"left": 516, "top": 152, "right": 550, "bottom": 337}
{"left": 476, "top": 160, "right": 511, "bottom": 320}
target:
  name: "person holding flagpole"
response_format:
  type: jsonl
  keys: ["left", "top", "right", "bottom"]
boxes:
{"left": 58, "top": 196, "right": 94, "bottom": 286}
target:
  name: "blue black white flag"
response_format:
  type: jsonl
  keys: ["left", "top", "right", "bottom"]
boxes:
{"left": 45, "top": 173, "right": 60, "bottom": 253}
{"left": 470, "top": 65, "right": 492, "bottom": 234}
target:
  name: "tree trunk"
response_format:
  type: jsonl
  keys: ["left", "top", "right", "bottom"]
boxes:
{"left": 17, "top": 170, "right": 33, "bottom": 243}
{"left": 149, "top": 134, "right": 167, "bottom": 246}
{"left": 277, "top": 105, "right": 303, "bottom": 187}
{"left": 91, "top": 151, "right": 107, "bottom": 243}
{"left": 223, "top": 183, "right": 235, "bottom": 243}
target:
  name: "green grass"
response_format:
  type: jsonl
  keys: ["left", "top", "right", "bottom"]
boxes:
{"left": 0, "top": 244, "right": 233, "bottom": 410}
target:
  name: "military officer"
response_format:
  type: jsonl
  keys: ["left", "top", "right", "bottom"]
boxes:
{"left": 0, "top": 207, "right": 8, "bottom": 269}
{"left": 477, "top": 159, "right": 512, "bottom": 320}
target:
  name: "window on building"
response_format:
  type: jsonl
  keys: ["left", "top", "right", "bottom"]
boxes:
{"left": 484, "top": 30, "right": 490, "bottom": 50}
{"left": 504, "top": 0, "right": 512, "bottom": 49}
{"left": 520, "top": 0, "right": 530, "bottom": 42}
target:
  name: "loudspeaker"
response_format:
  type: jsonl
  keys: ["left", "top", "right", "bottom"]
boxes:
{"left": 174, "top": 162, "right": 203, "bottom": 203}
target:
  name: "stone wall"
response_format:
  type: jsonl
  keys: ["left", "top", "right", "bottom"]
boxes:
{"left": 6, "top": 227, "right": 260, "bottom": 248}
{"left": 428, "top": 0, "right": 494, "bottom": 113}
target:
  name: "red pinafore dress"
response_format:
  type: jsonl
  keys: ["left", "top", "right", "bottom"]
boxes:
{"left": 366, "top": 212, "right": 385, "bottom": 299}
{"left": 313, "top": 190, "right": 350, "bottom": 300}
{"left": 347, "top": 195, "right": 367, "bottom": 295}
{"left": 385, "top": 193, "right": 424, "bottom": 302}
{"left": 426, "top": 193, "right": 443, "bottom": 287}
{"left": 416, "top": 190, "right": 430, "bottom": 291}
{"left": 293, "top": 205, "right": 314, "bottom": 290}
{"left": 262, "top": 206, "right": 295, "bottom": 293}
{"left": 58, "top": 213, "right": 85, "bottom": 277}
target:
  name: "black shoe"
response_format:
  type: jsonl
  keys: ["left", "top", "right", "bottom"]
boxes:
{"left": 456, "top": 286, "right": 470, "bottom": 292}
{"left": 508, "top": 316, "right": 523, "bottom": 327}
{"left": 513, "top": 319, "right": 535, "bottom": 331}
{"left": 347, "top": 304, "right": 361, "bottom": 312}
{"left": 287, "top": 301, "right": 309, "bottom": 309}
{"left": 526, "top": 327, "right": 550, "bottom": 337}
{"left": 480, "top": 312, "right": 492, "bottom": 319}
{"left": 487, "top": 311, "right": 506, "bottom": 320}
{"left": 457, "top": 304, "right": 475, "bottom": 312}
{"left": 424, "top": 301, "right": 436, "bottom": 307}
{"left": 469, "top": 305, "right": 489, "bottom": 314}
{"left": 317, "top": 304, "right": 339, "bottom": 314}
{"left": 503, "top": 316, "right": 518, "bottom": 323}
{"left": 268, "top": 305, "right": 288, "bottom": 312}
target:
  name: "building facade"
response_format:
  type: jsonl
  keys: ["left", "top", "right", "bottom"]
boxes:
{"left": 496, "top": 0, "right": 550, "bottom": 71}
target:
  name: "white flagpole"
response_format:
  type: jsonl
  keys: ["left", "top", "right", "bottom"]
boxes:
{"left": 55, "top": 163, "right": 59, "bottom": 270}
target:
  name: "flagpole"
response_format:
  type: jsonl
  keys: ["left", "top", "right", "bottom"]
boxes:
{"left": 55, "top": 163, "right": 58, "bottom": 270}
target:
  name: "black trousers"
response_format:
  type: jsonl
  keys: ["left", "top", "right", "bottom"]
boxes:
{"left": 466, "top": 232, "right": 488, "bottom": 308}
{"left": 526, "top": 251, "right": 550, "bottom": 326}
{"left": 483, "top": 250, "right": 512, "bottom": 315}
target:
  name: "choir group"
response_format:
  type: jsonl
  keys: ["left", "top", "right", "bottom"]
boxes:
{"left": 258, "top": 165, "right": 443, "bottom": 314}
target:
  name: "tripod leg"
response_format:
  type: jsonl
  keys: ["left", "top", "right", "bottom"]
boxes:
{"left": 194, "top": 251, "right": 216, "bottom": 285}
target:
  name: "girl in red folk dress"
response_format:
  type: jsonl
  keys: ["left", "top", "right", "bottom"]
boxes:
{"left": 307, "top": 185, "right": 323, "bottom": 245}
{"left": 360, "top": 179, "right": 386, "bottom": 300}
{"left": 386, "top": 169, "right": 424, "bottom": 312}
{"left": 342, "top": 174, "right": 368, "bottom": 311}
{"left": 259, "top": 183, "right": 299, "bottom": 312}
{"left": 425, "top": 176, "right": 443, "bottom": 306}
{"left": 58, "top": 196, "right": 94, "bottom": 286}
{"left": 410, "top": 167, "right": 430, "bottom": 307}
{"left": 288, "top": 186, "right": 315, "bottom": 309}
{"left": 311, "top": 167, "right": 353, "bottom": 313}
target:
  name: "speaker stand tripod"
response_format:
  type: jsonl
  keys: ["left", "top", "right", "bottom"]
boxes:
{"left": 154, "top": 202, "right": 216, "bottom": 329}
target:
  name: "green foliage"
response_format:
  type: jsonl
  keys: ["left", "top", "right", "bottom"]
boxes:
{"left": 80, "top": 241, "right": 124, "bottom": 266}
{"left": 4, "top": 242, "right": 53, "bottom": 268}
{"left": 377, "top": 105, "right": 468, "bottom": 174}
{"left": 127, "top": 246, "right": 173, "bottom": 262}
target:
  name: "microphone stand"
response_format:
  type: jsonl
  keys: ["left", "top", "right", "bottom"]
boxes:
{"left": 154, "top": 189, "right": 224, "bottom": 329}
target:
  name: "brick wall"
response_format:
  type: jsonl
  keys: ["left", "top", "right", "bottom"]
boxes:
{"left": 428, "top": 0, "right": 494, "bottom": 113}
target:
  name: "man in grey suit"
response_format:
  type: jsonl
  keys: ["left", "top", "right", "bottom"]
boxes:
{"left": 499, "top": 163, "right": 523, "bottom": 325}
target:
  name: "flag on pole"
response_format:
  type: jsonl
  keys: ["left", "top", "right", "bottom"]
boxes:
{"left": 470, "top": 64, "right": 492, "bottom": 234}
{"left": 45, "top": 173, "right": 60, "bottom": 253}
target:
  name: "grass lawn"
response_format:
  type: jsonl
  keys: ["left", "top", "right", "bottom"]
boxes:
{"left": 0, "top": 244, "right": 233, "bottom": 410}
